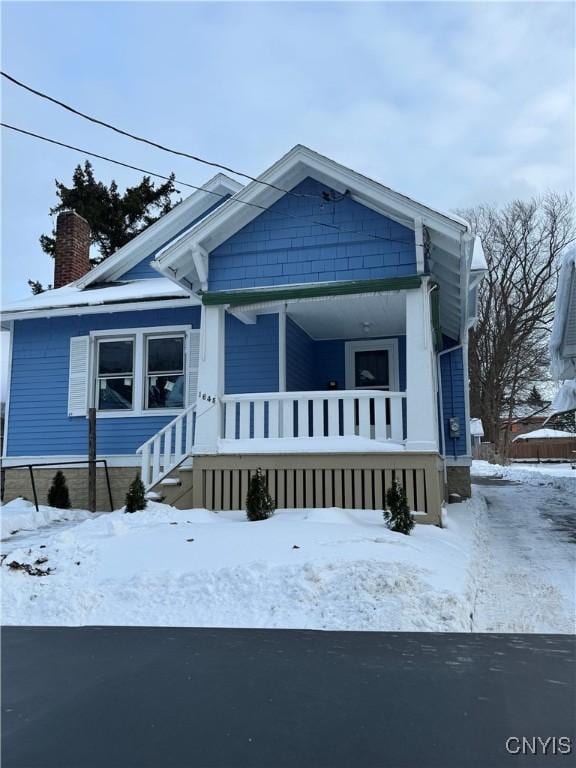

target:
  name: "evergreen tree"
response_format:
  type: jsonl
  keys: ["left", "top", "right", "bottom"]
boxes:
{"left": 245, "top": 468, "right": 275, "bottom": 521}
{"left": 28, "top": 279, "right": 51, "bottom": 295}
{"left": 125, "top": 474, "right": 147, "bottom": 513}
{"left": 47, "top": 471, "right": 71, "bottom": 509}
{"left": 526, "top": 385, "right": 545, "bottom": 409}
{"left": 30, "top": 161, "right": 179, "bottom": 290}
{"left": 384, "top": 480, "right": 414, "bottom": 535}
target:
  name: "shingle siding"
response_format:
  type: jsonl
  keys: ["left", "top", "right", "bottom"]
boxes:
{"left": 439, "top": 344, "right": 468, "bottom": 457}
{"left": 7, "top": 307, "right": 201, "bottom": 457}
{"left": 208, "top": 178, "right": 416, "bottom": 291}
{"left": 118, "top": 196, "right": 231, "bottom": 281}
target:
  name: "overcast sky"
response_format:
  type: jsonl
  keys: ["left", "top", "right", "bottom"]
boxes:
{"left": 1, "top": 1, "right": 574, "bottom": 398}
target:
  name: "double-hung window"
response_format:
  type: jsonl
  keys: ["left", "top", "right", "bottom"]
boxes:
{"left": 87, "top": 326, "right": 196, "bottom": 416}
{"left": 96, "top": 338, "right": 135, "bottom": 411}
{"left": 145, "top": 335, "right": 185, "bottom": 410}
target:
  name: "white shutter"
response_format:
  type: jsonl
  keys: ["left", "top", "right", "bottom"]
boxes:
{"left": 68, "top": 336, "right": 91, "bottom": 416}
{"left": 186, "top": 330, "right": 200, "bottom": 407}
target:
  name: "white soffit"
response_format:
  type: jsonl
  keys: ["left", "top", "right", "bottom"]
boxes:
{"left": 285, "top": 293, "right": 406, "bottom": 340}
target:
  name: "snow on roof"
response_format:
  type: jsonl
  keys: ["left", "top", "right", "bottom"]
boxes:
{"left": 2, "top": 278, "right": 194, "bottom": 316}
{"left": 470, "top": 418, "right": 484, "bottom": 437}
{"left": 513, "top": 428, "right": 575, "bottom": 441}
{"left": 470, "top": 237, "right": 487, "bottom": 271}
{"left": 550, "top": 246, "right": 576, "bottom": 380}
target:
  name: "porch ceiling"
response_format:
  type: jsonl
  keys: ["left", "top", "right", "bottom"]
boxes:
{"left": 286, "top": 292, "right": 406, "bottom": 340}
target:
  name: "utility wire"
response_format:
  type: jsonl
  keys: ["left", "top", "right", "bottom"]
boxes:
{"left": 1, "top": 122, "right": 413, "bottom": 247}
{"left": 1, "top": 70, "right": 319, "bottom": 199}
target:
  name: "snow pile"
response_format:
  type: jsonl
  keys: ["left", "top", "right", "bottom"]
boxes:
{"left": 1, "top": 498, "right": 93, "bottom": 539}
{"left": 472, "top": 460, "right": 576, "bottom": 493}
{"left": 2, "top": 499, "right": 482, "bottom": 631}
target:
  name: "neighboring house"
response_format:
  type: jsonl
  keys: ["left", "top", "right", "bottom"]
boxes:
{"left": 550, "top": 247, "right": 576, "bottom": 416}
{"left": 1, "top": 146, "right": 486, "bottom": 523}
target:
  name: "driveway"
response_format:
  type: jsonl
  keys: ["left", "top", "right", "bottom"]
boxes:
{"left": 470, "top": 477, "right": 575, "bottom": 633}
{"left": 2, "top": 626, "right": 575, "bottom": 768}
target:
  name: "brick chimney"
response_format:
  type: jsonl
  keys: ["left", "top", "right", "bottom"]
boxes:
{"left": 53, "top": 210, "right": 91, "bottom": 288}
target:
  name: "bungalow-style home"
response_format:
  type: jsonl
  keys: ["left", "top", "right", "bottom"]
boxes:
{"left": 1, "top": 146, "right": 486, "bottom": 524}
{"left": 550, "top": 247, "right": 576, "bottom": 416}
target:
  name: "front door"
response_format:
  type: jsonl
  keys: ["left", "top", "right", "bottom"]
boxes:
{"left": 345, "top": 340, "right": 399, "bottom": 437}
{"left": 345, "top": 339, "right": 399, "bottom": 392}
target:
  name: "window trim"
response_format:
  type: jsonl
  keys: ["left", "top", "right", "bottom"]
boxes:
{"left": 144, "top": 333, "right": 186, "bottom": 411}
{"left": 345, "top": 338, "right": 400, "bottom": 392}
{"left": 89, "top": 325, "right": 192, "bottom": 418}
{"left": 95, "top": 336, "right": 136, "bottom": 412}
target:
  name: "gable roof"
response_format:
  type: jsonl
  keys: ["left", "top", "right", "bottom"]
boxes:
{"left": 153, "top": 144, "right": 486, "bottom": 341}
{"left": 76, "top": 173, "right": 243, "bottom": 289}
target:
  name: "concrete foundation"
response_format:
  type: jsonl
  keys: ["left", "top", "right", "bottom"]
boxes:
{"left": 2, "top": 466, "right": 138, "bottom": 511}
{"left": 445, "top": 465, "right": 472, "bottom": 499}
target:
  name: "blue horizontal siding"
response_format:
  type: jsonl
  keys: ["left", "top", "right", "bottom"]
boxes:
{"left": 7, "top": 307, "right": 201, "bottom": 457}
{"left": 118, "top": 195, "right": 231, "bottom": 281}
{"left": 225, "top": 314, "right": 279, "bottom": 394}
{"left": 440, "top": 344, "right": 468, "bottom": 457}
{"left": 209, "top": 178, "right": 416, "bottom": 291}
{"left": 286, "top": 319, "right": 315, "bottom": 391}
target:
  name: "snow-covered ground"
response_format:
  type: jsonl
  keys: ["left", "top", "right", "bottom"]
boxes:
{"left": 2, "top": 497, "right": 482, "bottom": 631}
{"left": 2, "top": 463, "right": 573, "bottom": 633}
{"left": 472, "top": 459, "right": 576, "bottom": 493}
{"left": 1, "top": 499, "right": 93, "bottom": 539}
{"left": 471, "top": 461, "right": 575, "bottom": 634}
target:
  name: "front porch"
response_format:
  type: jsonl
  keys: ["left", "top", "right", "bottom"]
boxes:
{"left": 138, "top": 278, "right": 445, "bottom": 522}
{"left": 195, "top": 278, "right": 439, "bottom": 455}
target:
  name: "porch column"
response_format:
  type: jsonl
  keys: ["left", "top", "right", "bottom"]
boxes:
{"left": 405, "top": 284, "right": 439, "bottom": 452}
{"left": 193, "top": 304, "right": 225, "bottom": 454}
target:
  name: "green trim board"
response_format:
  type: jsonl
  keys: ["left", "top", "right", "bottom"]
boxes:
{"left": 201, "top": 276, "right": 423, "bottom": 306}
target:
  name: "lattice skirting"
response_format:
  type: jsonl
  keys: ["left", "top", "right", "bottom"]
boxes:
{"left": 190, "top": 453, "right": 444, "bottom": 524}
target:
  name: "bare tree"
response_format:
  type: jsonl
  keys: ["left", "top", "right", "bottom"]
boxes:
{"left": 461, "top": 193, "right": 574, "bottom": 459}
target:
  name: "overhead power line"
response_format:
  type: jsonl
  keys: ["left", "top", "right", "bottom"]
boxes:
{"left": 1, "top": 122, "right": 413, "bottom": 248}
{"left": 1, "top": 70, "right": 319, "bottom": 200}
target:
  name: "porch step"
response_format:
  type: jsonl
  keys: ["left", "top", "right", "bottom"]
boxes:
{"left": 149, "top": 463, "right": 194, "bottom": 508}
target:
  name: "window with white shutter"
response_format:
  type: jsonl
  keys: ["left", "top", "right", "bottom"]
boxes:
{"left": 68, "top": 336, "right": 91, "bottom": 416}
{"left": 186, "top": 329, "right": 200, "bottom": 407}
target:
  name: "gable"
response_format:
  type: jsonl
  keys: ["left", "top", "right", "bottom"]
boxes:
{"left": 208, "top": 178, "right": 416, "bottom": 291}
{"left": 76, "top": 173, "right": 242, "bottom": 289}
{"left": 117, "top": 196, "right": 232, "bottom": 281}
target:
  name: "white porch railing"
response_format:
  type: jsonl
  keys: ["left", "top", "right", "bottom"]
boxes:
{"left": 136, "top": 404, "right": 196, "bottom": 489}
{"left": 221, "top": 390, "right": 405, "bottom": 443}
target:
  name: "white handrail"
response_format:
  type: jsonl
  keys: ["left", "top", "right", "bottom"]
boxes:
{"left": 221, "top": 389, "right": 405, "bottom": 402}
{"left": 136, "top": 404, "right": 196, "bottom": 490}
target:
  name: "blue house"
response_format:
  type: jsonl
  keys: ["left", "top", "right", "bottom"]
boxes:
{"left": 2, "top": 146, "right": 486, "bottom": 523}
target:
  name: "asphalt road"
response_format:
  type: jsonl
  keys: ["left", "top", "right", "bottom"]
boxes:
{"left": 2, "top": 627, "right": 575, "bottom": 768}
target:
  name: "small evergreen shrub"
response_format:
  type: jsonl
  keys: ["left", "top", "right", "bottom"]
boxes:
{"left": 125, "top": 474, "right": 147, "bottom": 513}
{"left": 246, "top": 468, "right": 275, "bottom": 521}
{"left": 47, "top": 471, "right": 71, "bottom": 509}
{"left": 384, "top": 479, "right": 414, "bottom": 535}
